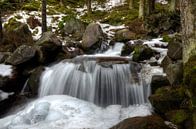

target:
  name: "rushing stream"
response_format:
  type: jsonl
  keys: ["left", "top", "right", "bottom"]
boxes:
{"left": 0, "top": 39, "right": 167, "bottom": 129}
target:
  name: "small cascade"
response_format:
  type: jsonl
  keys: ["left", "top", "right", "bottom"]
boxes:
{"left": 39, "top": 59, "right": 150, "bottom": 107}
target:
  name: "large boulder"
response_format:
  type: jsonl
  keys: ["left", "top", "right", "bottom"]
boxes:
{"left": 4, "top": 18, "right": 33, "bottom": 47}
{"left": 166, "top": 61, "right": 183, "bottom": 86}
{"left": 149, "top": 86, "right": 186, "bottom": 114}
{"left": 111, "top": 115, "right": 170, "bottom": 129}
{"left": 82, "top": 23, "right": 106, "bottom": 49}
{"left": 115, "top": 29, "right": 136, "bottom": 42}
{"left": 35, "top": 32, "right": 62, "bottom": 63}
{"left": 61, "top": 17, "right": 87, "bottom": 41}
{"left": 6, "top": 45, "right": 36, "bottom": 65}
{"left": 167, "top": 34, "right": 182, "bottom": 60}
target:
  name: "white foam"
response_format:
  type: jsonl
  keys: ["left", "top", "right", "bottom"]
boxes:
{"left": 0, "top": 95, "right": 152, "bottom": 129}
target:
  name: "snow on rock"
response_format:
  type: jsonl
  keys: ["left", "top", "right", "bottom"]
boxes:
{"left": 0, "top": 90, "right": 14, "bottom": 101}
{"left": 0, "top": 64, "right": 13, "bottom": 77}
{"left": 0, "top": 95, "right": 152, "bottom": 129}
{"left": 2, "top": 11, "right": 66, "bottom": 40}
{"left": 143, "top": 38, "right": 168, "bottom": 64}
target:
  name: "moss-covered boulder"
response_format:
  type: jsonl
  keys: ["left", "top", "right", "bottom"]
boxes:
{"left": 161, "top": 56, "right": 173, "bottom": 72}
{"left": 132, "top": 45, "right": 155, "bottom": 62}
{"left": 111, "top": 115, "right": 170, "bottom": 129}
{"left": 149, "top": 86, "right": 187, "bottom": 114}
{"left": 60, "top": 16, "right": 87, "bottom": 41}
{"left": 4, "top": 18, "right": 33, "bottom": 47}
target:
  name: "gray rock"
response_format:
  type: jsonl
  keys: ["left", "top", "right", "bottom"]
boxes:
{"left": 115, "top": 29, "right": 136, "bottom": 42}
{"left": 161, "top": 56, "right": 173, "bottom": 72}
{"left": 6, "top": 45, "right": 36, "bottom": 65}
{"left": 35, "top": 32, "right": 62, "bottom": 63}
{"left": 0, "top": 52, "right": 11, "bottom": 63}
{"left": 82, "top": 23, "right": 106, "bottom": 49}
{"left": 167, "top": 35, "right": 182, "bottom": 60}
{"left": 166, "top": 61, "right": 183, "bottom": 86}
{"left": 62, "top": 17, "right": 87, "bottom": 41}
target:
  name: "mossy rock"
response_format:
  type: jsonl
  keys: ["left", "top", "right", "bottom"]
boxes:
{"left": 149, "top": 86, "right": 187, "bottom": 114}
{"left": 165, "top": 109, "right": 189, "bottom": 125}
{"left": 132, "top": 45, "right": 155, "bottom": 62}
{"left": 4, "top": 18, "right": 34, "bottom": 47}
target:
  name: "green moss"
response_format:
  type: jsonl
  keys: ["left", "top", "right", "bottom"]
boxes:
{"left": 162, "top": 35, "right": 172, "bottom": 42}
{"left": 4, "top": 18, "right": 21, "bottom": 32}
{"left": 166, "top": 110, "right": 189, "bottom": 124}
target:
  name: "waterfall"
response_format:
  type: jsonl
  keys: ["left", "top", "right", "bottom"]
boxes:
{"left": 39, "top": 59, "right": 150, "bottom": 107}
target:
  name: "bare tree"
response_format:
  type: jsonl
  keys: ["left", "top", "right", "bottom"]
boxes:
{"left": 170, "top": 0, "right": 176, "bottom": 12}
{"left": 0, "top": 9, "right": 3, "bottom": 43}
{"left": 86, "top": 0, "right": 92, "bottom": 15}
{"left": 129, "top": 0, "right": 134, "bottom": 9}
{"left": 146, "top": 0, "right": 155, "bottom": 16}
{"left": 42, "top": 0, "right": 47, "bottom": 33}
{"left": 139, "top": 0, "right": 145, "bottom": 19}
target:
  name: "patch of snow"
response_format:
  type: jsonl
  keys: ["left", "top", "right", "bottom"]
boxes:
{"left": 2, "top": 11, "right": 66, "bottom": 40}
{"left": 0, "top": 90, "right": 14, "bottom": 101}
{"left": 0, "top": 95, "right": 152, "bottom": 129}
{"left": 0, "top": 64, "right": 13, "bottom": 77}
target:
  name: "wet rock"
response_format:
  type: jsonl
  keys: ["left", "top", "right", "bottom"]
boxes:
{"left": 26, "top": 66, "right": 45, "bottom": 96}
{"left": 161, "top": 56, "right": 172, "bottom": 72}
{"left": 167, "top": 34, "right": 182, "bottom": 60}
{"left": 115, "top": 29, "right": 136, "bottom": 42}
{"left": 151, "top": 75, "right": 170, "bottom": 94}
{"left": 62, "top": 17, "right": 87, "bottom": 41}
{"left": 4, "top": 18, "right": 33, "bottom": 47}
{"left": 82, "top": 23, "right": 106, "bottom": 49}
{"left": 111, "top": 115, "right": 170, "bottom": 129}
{"left": 149, "top": 86, "right": 186, "bottom": 114}
{"left": 166, "top": 61, "right": 183, "bottom": 86}
{"left": 27, "top": 16, "right": 41, "bottom": 29}
{"left": 6, "top": 45, "right": 36, "bottom": 65}
{"left": 35, "top": 31, "right": 62, "bottom": 63}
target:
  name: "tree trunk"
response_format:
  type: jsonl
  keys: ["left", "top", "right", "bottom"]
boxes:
{"left": 129, "top": 0, "right": 134, "bottom": 9}
{"left": 0, "top": 10, "right": 3, "bottom": 43}
{"left": 146, "top": 0, "right": 155, "bottom": 16}
{"left": 42, "top": 0, "right": 47, "bottom": 33}
{"left": 170, "top": 0, "right": 176, "bottom": 12}
{"left": 180, "top": 0, "right": 196, "bottom": 63}
{"left": 139, "top": 0, "right": 145, "bottom": 19}
{"left": 86, "top": 0, "right": 92, "bottom": 15}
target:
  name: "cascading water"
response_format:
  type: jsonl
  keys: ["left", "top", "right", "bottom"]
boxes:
{"left": 39, "top": 43, "right": 151, "bottom": 107}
